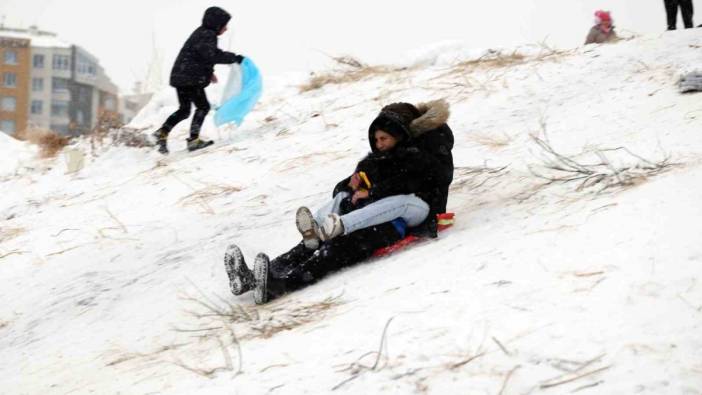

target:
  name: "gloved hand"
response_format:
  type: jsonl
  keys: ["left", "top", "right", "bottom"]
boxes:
{"left": 233, "top": 54, "right": 245, "bottom": 64}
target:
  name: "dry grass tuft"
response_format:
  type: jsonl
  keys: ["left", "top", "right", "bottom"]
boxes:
{"left": 177, "top": 184, "right": 243, "bottom": 214}
{"left": 0, "top": 227, "right": 24, "bottom": 243}
{"left": 180, "top": 290, "right": 344, "bottom": 341}
{"left": 449, "top": 165, "right": 510, "bottom": 193}
{"left": 15, "top": 128, "right": 70, "bottom": 158}
{"left": 299, "top": 55, "right": 400, "bottom": 92}
{"left": 468, "top": 131, "right": 513, "bottom": 149}
{"left": 455, "top": 50, "right": 527, "bottom": 71}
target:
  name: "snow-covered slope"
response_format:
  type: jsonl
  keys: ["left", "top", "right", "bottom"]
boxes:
{"left": 2, "top": 30, "right": 701, "bottom": 394}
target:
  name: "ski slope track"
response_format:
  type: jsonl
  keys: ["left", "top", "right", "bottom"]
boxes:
{"left": 1, "top": 31, "right": 701, "bottom": 394}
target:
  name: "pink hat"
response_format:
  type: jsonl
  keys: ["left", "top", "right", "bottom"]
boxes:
{"left": 594, "top": 10, "right": 612, "bottom": 24}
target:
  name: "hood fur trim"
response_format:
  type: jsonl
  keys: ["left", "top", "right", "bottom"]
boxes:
{"left": 410, "top": 99, "right": 450, "bottom": 137}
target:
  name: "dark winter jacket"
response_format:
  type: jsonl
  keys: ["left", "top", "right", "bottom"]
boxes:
{"left": 347, "top": 99, "right": 454, "bottom": 235}
{"left": 169, "top": 7, "right": 241, "bottom": 88}
{"left": 332, "top": 129, "right": 443, "bottom": 213}
{"left": 406, "top": 100, "right": 454, "bottom": 213}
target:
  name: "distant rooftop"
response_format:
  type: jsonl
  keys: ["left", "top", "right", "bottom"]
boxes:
{"left": 0, "top": 26, "right": 71, "bottom": 49}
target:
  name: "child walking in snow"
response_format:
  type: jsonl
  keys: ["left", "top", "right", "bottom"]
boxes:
{"left": 224, "top": 103, "right": 447, "bottom": 304}
{"left": 153, "top": 6, "right": 244, "bottom": 154}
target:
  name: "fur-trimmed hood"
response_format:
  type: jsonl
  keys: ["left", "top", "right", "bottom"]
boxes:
{"left": 410, "top": 99, "right": 450, "bottom": 138}
{"left": 368, "top": 99, "right": 450, "bottom": 151}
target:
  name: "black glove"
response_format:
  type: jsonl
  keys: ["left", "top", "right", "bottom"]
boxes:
{"left": 233, "top": 54, "right": 244, "bottom": 64}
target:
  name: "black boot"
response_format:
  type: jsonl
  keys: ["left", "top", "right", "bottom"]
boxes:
{"left": 224, "top": 244, "right": 255, "bottom": 296}
{"left": 186, "top": 136, "right": 214, "bottom": 152}
{"left": 253, "top": 253, "right": 270, "bottom": 305}
{"left": 152, "top": 128, "right": 169, "bottom": 154}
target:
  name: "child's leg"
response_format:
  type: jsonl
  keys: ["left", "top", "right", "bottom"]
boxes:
{"left": 340, "top": 194, "right": 429, "bottom": 235}
{"left": 161, "top": 87, "right": 194, "bottom": 134}
{"left": 189, "top": 87, "right": 211, "bottom": 140}
{"left": 314, "top": 192, "right": 350, "bottom": 225}
{"left": 266, "top": 241, "right": 317, "bottom": 298}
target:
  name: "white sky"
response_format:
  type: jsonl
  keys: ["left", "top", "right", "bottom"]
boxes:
{"left": 0, "top": 0, "right": 678, "bottom": 94}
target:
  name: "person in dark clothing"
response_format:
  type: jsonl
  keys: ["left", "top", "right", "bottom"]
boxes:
{"left": 224, "top": 113, "right": 444, "bottom": 304}
{"left": 153, "top": 6, "right": 244, "bottom": 154}
{"left": 665, "top": 0, "right": 695, "bottom": 30}
{"left": 375, "top": 100, "right": 454, "bottom": 215}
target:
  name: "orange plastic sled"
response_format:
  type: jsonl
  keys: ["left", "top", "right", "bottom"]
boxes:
{"left": 372, "top": 213, "right": 455, "bottom": 257}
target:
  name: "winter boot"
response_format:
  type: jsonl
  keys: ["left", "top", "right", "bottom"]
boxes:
{"left": 296, "top": 206, "right": 321, "bottom": 249}
{"left": 253, "top": 253, "right": 270, "bottom": 305}
{"left": 186, "top": 136, "right": 214, "bottom": 152}
{"left": 152, "top": 128, "right": 169, "bottom": 154}
{"left": 224, "top": 244, "right": 255, "bottom": 295}
{"left": 320, "top": 213, "right": 345, "bottom": 241}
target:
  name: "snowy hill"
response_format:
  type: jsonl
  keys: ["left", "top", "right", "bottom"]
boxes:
{"left": 2, "top": 30, "right": 702, "bottom": 394}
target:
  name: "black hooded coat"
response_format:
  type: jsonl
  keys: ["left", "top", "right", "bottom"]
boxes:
{"left": 169, "top": 7, "right": 241, "bottom": 88}
{"left": 333, "top": 100, "right": 453, "bottom": 236}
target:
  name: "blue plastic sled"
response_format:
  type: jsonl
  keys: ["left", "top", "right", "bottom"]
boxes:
{"left": 214, "top": 57, "right": 263, "bottom": 127}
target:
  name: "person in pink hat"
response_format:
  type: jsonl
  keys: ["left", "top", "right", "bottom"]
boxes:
{"left": 585, "top": 10, "right": 619, "bottom": 44}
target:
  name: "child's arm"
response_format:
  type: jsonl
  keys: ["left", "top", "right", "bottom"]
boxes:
{"left": 193, "top": 30, "right": 243, "bottom": 64}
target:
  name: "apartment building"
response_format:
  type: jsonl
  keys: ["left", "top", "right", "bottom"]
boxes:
{"left": 0, "top": 35, "right": 30, "bottom": 134}
{"left": 0, "top": 26, "right": 119, "bottom": 136}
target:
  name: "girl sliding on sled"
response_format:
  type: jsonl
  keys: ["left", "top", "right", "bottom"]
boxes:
{"left": 225, "top": 100, "right": 454, "bottom": 304}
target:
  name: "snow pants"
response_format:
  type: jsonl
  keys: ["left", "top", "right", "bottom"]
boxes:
{"left": 266, "top": 223, "right": 402, "bottom": 299}
{"left": 665, "top": 0, "right": 694, "bottom": 29}
{"left": 161, "top": 86, "right": 211, "bottom": 139}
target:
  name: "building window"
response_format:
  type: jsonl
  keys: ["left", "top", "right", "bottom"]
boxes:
{"left": 31, "top": 100, "right": 43, "bottom": 114}
{"left": 52, "top": 77, "right": 69, "bottom": 92}
{"left": 33, "top": 54, "right": 45, "bottom": 68}
{"left": 50, "top": 123, "right": 68, "bottom": 134}
{"left": 3, "top": 73, "right": 17, "bottom": 88}
{"left": 0, "top": 120, "right": 15, "bottom": 134}
{"left": 4, "top": 50, "right": 17, "bottom": 65}
{"left": 1, "top": 96, "right": 16, "bottom": 112}
{"left": 32, "top": 78, "right": 44, "bottom": 92}
{"left": 52, "top": 54, "right": 70, "bottom": 70}
{"left": 104, "top": 97, "right": 116, "bottom": 111}
{"left": 51, "top": 101, "right": 69, "bottom": 117}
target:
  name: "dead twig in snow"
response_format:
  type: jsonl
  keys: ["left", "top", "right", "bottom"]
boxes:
{"left": 50, "top": 228, "right": 80, "bottom": 237}
{"left": 104, "top": 207, "right": 128, "bottom": 234}
{"left": 0, "top": 250, "right": 27, "bottom": 260}
{"left": 449, "top": 351, "right": 486, "bottom": 370}
{"left": 529, "top": 133, "right": 677, "bottom": 193}
{"left": 332, "top": 317, "right": 396, "bottom": 390}
{"left": 498, "top": 365, "right": 521, "bottom": 395}
{"left": 539, "top": 365, "right": 611, "bottom": 389}
{"left": 171, "top": 335, "right": 236, "bottom": 379}
{"left": 331, "top": 374, "right": 361, "bottom": 391}
{"left": 372, "top": 317, "right": 395, "bottom": 370}
{"left": 492, "top": 336, "right": 512, "bottom": 356}
{"left": 571, "top": 380, "right": 604, "bottom": 393}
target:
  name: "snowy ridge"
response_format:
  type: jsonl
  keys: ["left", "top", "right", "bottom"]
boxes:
{"left": 1, "top": 30, "right": 702, "bottom": 394}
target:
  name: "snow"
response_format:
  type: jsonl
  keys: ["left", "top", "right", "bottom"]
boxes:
{"left": 0, "top": 30, "right": 71, "bottom": 48}
{"left": 2, "top": 30, "right": 702, "bottom": 394}
{"left": 0, "top": 132, "right": 38, "bottom": 178}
